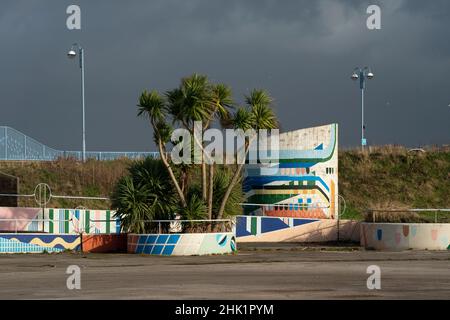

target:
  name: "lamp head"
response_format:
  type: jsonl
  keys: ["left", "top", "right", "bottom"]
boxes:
{"left": 67, "top": 49, "right": 77, "bottom": 58}
{"left": 351, "top": 73, "right": 359, "bottom": 81}
{"left": 367, "top": 72, "right": 374, "bottom": 79}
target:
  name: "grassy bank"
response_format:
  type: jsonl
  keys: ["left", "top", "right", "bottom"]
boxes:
{"left": 0, "top": 146, "right": 449, "bottom": 219}
{"left": 339, "top": 145, "right": 450, "bottom": 220}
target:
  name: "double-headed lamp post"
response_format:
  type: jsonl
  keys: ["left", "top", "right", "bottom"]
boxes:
{"left": 67, "top": 43, "right": 86, "bottom": 162}
{"left": 351, "top": 67, "right": 374, "bottom": 150}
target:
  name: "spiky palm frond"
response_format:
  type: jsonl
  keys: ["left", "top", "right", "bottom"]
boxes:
{"left": 153, "top": 121, "right": 173, "bottom": 145}
{"left": 112, "top": 158, "right": 178, "bottom": 233}
{"left": 246, "top": 89, "right": 278, "bottom": 130}
{"left": 230, "top": 107, "right": 255, "bottom": 131}
{"left": 137, "top": 90, "right": 166, "bottom": 124}
{"left": 211, "top": 83, "right": 234, "bottom": 122}
{"left": 179, "top": 191, "right": 207, "bottom": 220}
{"left": 212, "top": 168, "right": 244, "bottom": 217}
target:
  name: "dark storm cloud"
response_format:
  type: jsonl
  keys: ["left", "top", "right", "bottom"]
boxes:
{"left": 0, "top": 0, "right": 449, "bottom": 151}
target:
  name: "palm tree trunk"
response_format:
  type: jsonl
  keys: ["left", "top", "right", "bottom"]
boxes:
{"left": 157, "top": 139, "right": 187, "bottom": 207}
{"left": 202, "top": 156, "right": 207, "bottom": 201}
{"left": 207, "top": 163, "right": 214, "bottom": 219}
{"left": 216, "top": 138, "right": 254, "bottom": 220}
{"left": 216, "top": 162, "right": 244, "bottom": 219}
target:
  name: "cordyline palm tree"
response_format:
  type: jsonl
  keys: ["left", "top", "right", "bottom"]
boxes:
{"left": 216, "top": 89, "right": 278, "bottom": 219}
{"left": 137, "top": 74, "right": 277, "bottom": 222}
{"left": 137, "top": 90, "right": 187, "bottom": 206}
{"left": 166, "top": 74, "right": 234, "bottom": 219}
{"left": 112, "top": 158, "right": 178, "bottom": 233}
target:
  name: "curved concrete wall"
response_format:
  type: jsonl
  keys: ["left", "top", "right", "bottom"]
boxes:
{"left": 0, "top": 234, "right": 80, "bottom": 253}
{"left": 361, "top": 223, "right": 450, "bottom": 251}
{"left": 236, "top": 215, "right": 360, "bottom": 242}
{"left": 127, "top": 233, "right": 236, "bottom": 256}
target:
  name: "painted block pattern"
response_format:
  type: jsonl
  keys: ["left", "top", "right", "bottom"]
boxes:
{"left": 0, "top": 234, "right": 80, "bottom": 253}
{"left": 236, "top": 215, "right": 319, "bottom": 237}
{"left": 236, "top": 215, "right": 360, "bottom": 242}
{"left": 244, "top": 123, "right": 338, "bottom": 219}
{"left": 127, "top": 233, "right": 236, "bottom": 256}
{"left": 361, "top": 223, "right": 450, "bottom": 251}
{"left": 0, "top": 207, "right": 120, "bottom": 234}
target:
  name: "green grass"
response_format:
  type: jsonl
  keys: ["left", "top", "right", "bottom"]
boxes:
{"left": 1, "top": 146, "right": 449, "bottom": 217}
{"left": 339, "top": 146, "right": 450, "bottom": 220}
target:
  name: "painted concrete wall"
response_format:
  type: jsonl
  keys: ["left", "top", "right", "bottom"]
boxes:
{"left": 0, "top": 234, "right": 80, "bottom": 253}
{"left": 236, "top": 215, "right": 360, "bottom": 242}
{"left": 0, "top": 207, "right": 120, "bottom": 234}
{"left": 244, "top": 123, "right": 338, "bottom": 219}
{"left": 361, "top": 223, "right": 450, "bottom": 250}
{"left": 0, "top": 234, "right": 130, "bottom": 253}
{"left": 81, "top": 234, "right": 127, "bottom": 253}
{"left": 127, "top": 233, "right": 236, "bottom": 256}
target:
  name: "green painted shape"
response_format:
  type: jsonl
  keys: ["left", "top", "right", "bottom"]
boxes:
{"left": 106, "top": 210, "right": 110, "bottom": 234}
{"left": 447, "top": 244, "right": 450, "bottom": 250}
{"left": 49, "top": 209, "right": 54, "bottom": 233}
{"left": 85, "top": 211, "right": 90, "bottom": 233}
{"left": 251, "top": 217, "right": 257, "bottom": 235}
{"left": 64, "top": 210, "right": 69, "bottom": 233}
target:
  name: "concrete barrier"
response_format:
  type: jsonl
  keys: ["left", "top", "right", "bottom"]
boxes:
{"left": 127, "top": 233, "right": 236, "bottom": 256}
{"left": 81, "top": 234, "right": 127, "bottom": 253}
{"left": 236, "top": 215, "right": 360, "bottom": 242}
{"left": 361, "top": 222, "right": 450, "bottom": 251}
{"left": 0, "top": 233, "right": 80, "bottom": 253}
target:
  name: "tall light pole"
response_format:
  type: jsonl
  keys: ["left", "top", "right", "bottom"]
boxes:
{"left": 351, "top": 67, "right": 374, "bottom": 150}
{"left": 67, "top": 43, "right": 86, "bottom": 162}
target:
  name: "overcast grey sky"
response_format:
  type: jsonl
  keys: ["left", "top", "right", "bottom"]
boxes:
{"left": 0, "top": 0, "right": 449, "bottom": 151}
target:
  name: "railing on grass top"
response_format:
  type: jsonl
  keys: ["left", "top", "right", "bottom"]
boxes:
{"left": 0, "top": 126, "right": 158, "bottom": 161}
{"left": 367, "top": 208, "right": 450, "bottom": 223}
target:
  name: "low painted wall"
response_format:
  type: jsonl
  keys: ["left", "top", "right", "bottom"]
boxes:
{"left": 0, "top": 207, "right": 120, "bottom": 234}
{"left": 361, "top": 223, "right": 450, "bottom": 251}
{"left": 81, "top": 234, "right": 127, "bottom": 253}
{"left": 236, "top": 215, "right": 360, "bottom": 242}
{"left": 127, "top": 233, "right": 236, "bottom": 256}
{"left": 0, "top": 234, "right": 80, "bottom": 253}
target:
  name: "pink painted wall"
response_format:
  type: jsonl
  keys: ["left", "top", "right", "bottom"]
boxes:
{"left": 361, "top": 223, "right": 450, "bottom": 250}
{"left": 0, "top": 207, "right": 41, "bottom": 231}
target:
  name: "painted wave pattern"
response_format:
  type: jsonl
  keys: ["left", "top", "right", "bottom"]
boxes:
{"left": 0, "top": 234, "right": 80, "bottom": 253}
{"left": 243, "top": 123, "right": 338, "bottom": 219}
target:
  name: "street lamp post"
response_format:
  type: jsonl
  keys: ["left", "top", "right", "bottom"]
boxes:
{"left": 351, "top": 67, "right": 374, "bottom": 150}
{"left": 67, "top": 43, "right": 86, "bottom": 162}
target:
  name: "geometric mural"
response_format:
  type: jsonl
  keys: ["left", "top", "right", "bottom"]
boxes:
{"left": 127, "top": 233, "right": 236, "bottom": 256}
{"left": 244, "top": 123, "right": 338, "bottom": 219}
{"left": 235, "top": 215, "right": 319, "bottom": 237}
{"left": 0, "top": 234, "right": 80, "bottom": 253}
{"left": 234, "top": 215, "right": 360, "bottom": 243}
{"left": 0, "top": 207, "right": 120, "bottom": 234}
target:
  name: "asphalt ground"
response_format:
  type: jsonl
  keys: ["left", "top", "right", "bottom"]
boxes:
{"left": 0, "top": 244, "right": 448, "bottom": 299}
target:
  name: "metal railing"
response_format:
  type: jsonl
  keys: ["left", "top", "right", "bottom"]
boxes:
{"left": 367, "top": 208, "right": 450, "bottom": 223}
{"left": 0, "top": 218, "right": 71, "bottom": 234}
{"left": 0, "top": 217, "right": 118, "bottom": 234}
{"left": 133, "top": 219, "right": 233, "bottom": 234}
{"left": 0, "top": 126, "right": 158, "bottom": 161}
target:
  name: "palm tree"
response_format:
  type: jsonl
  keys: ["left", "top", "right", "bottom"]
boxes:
{"left": 166, "top": 74, "right": 234, "bottom": 218}
{"left": 136, "top": 76, "right": 278, "bottom": 224}
{"left": 112, "top": 158, "right": 178, "bottom": 233}
{"left": 137, "top": 90, "right": 186, "bottom": 206}
{"left": 216, "top": 89, "right": 278, "bottom": 219}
